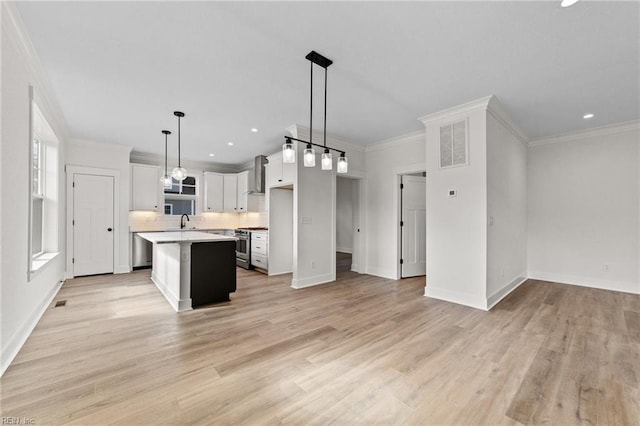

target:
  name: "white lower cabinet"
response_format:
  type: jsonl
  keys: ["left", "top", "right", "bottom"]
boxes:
{"left": 250, "top": 232, "right": 268, "bottom": 271}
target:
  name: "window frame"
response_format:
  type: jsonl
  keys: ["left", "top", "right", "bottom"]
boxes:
{"left": 163, "top": 175, "right": 198, "bottom": 216}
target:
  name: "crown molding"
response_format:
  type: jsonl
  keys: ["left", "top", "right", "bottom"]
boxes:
{"left": 528, "top": 120, "right": 640, "bottom": 148}
{"left": 130, "top": 150, "right": 239, "bottom": 174}
{"left": 365, "top": 129, "right": 425, "bottom": 153}
{"left": 486, "top": 97, "right": 529, "bottom": 145}
{"left": 418, "top": 95, "right": 493, "bottom": 126}
{"left": 2, "top": 1, "right": 70, "bottom": 140}
{"left": 69, "top": 138, "right": 132, "bottom": 154}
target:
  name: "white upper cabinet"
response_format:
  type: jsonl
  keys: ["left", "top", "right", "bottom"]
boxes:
{"left": 267, "top": 151, "right": 294, "bottom": 187}
{"left": 203, "top": 172, "right": 224, "bottom": 212}
{"left": 236, "top": 171, "right": 249, "bottom": 212}
{"left": 223, "top": 174, "right": 238, "bottom": 212}
{"left": 131, "top": 164, "right": 161, "bottom": 211}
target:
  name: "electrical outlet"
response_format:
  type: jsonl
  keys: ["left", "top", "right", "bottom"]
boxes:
{"left": 603, "top": 264, "right": 609, "bottom": 272}
{"left": 500, "top": 267, "right": 504, "bottom": 277}
{"left": 311, "top": 261, "right": 316, "bottom": 269}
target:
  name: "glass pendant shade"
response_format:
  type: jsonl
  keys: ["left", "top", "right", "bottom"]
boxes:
{"left": 337, "top": 154, "right": 348, "bottom": 174}
{"left": 172, "top": 166, "right": 187, "bottom": 181}
{"left": 303, "top": 144, "right": 315, "bottom": 167}
{"left": 321, "top": 149, "right": 332, "bottom": 170}
{"left": 282, "top": 141, "right": 295, "bottom": 163}
{"left": 161, "top": 174, "right": 173, "bottom": 188}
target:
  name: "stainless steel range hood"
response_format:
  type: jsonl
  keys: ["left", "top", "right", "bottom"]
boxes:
{"left": 250, "top": 155, "right": 267, "bottom": 194}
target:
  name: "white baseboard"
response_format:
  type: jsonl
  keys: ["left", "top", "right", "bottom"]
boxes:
{"left": 528, "top": 271, "right": 640, "bottom": 295}
{"left": 336, "top": 247, "right": 353, "bottom": 254}
{"left": 425, "top": 286, "right": 487, "bottom": 311}
{"left": 486, "top": 276, "right": 528, "bottom": 310}
{"left": 268, "top": 268, "right": 292, "bottom": 276}
{"left": 365, "top": 266, "right": 397, "bottom": 280}
{"left": 291, "top": 272, "right": 336, "bottom": 289}
{"left": 149, "top": 274, "right": 192, "bottom": 312}
{"left": 115, "top": 264, "right": 131, "bottom": 274}
{"left": 1, "top": 278, "right": 64, "bottom": 376}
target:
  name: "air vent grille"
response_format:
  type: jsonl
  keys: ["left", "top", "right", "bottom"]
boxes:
{"left": 439, "top": 120, "right": 468, "bottom": 168}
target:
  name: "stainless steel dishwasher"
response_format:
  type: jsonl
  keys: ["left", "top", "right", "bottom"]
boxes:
{"left": 133, "top": 233, "right": 153, "bottom": 269}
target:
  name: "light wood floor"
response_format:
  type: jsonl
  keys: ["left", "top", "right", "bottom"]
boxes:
{"left": 1, "top": 253, "right": 638, "bottom": 425}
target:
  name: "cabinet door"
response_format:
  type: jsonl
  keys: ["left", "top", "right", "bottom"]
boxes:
{"left": 204, "top": 173, "right": 224, "bottom": 212}
{"left": 281, "top": 160, "right": 295, "bottom": 185}
{"left": 267, "top": 152, "right": 283, "bottom": 187}
{"left": 131, "top": 164, "right": 160, "bottom": 211}
{"left": 223, "top": 174, "right": 238, "bottom": 212}
{"left": 236, "top": 171, "right": 248, "bottom": 212}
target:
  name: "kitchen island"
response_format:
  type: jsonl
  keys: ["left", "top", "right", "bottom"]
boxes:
{"left": 137, "top": 231, "right": 237, "bottom": 311}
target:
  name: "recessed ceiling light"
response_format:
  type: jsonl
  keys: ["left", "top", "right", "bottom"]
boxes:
{"left": 583, "top": 113, "right": 594, "bottom": 119}
{"left": 227, "top": 142, "right": 234, "bottom": 146}
{"left": 251, "top": 128, "right": 258, "bottom": 133}
{"left": 209, "top": 153, "right": 215, "bottom": 157}
{"left": 561, "top": 0, "right": 579, "bottom": 7}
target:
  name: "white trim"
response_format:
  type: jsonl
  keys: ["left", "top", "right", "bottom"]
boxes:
{"left": 65, "top": 165, "right": 121, "bottom": 279}
{"left": 425, "top": 286, "right": 487, "bottom": 311}
{"left": 418, "top": 95, "right": 493, "bottom": 126}
{"left": 291, "top": 272, "right": 336, "bottom": 289}
{"left": 486, "top": 276, "right": 528, "bottom": 310}
{"left": 365, "top": 266, "right": 397, "bottom": 280}
{"left": 528, "top": 271, "right": 640, "bottom": 295}
{"left": 149, "top": 274, "right": 192, "bottom": 312}
{"left": 366, "top": 130, "right": 425, "bottom": 153}
{"left": 528, "top": 120, "right": 640, "bottom": 148}
{"left": 486, "top": 97, "right": 529, "bottom": 144}
{"left": 393, "top": 163, "right": 427, "bottom": 280}
{"left": 1, "top": 279, "right": 64, "bottom": 376}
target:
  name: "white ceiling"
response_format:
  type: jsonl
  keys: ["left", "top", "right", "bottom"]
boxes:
{"left": 16, "top": 1, "right": 639, "bottom": 166}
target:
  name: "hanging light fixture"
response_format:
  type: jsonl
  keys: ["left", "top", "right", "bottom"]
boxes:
{"left": 283, "top": 50, "right": 347, "bottom": 173}
{"left": 171, "top": 111, "right": 187, "bottom": 181}
{"left": 161, "top": 130, "right": 173, "bottom": 188}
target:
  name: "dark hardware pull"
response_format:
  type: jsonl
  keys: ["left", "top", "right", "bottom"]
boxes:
{"left": 107, "top": 228, "right": 113, "bottom": 232}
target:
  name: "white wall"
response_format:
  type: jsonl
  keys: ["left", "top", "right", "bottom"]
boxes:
{"left": 66, "top": 139, "right": 132, "bottom": 275}
{"left": 336, "top": 177, "right": 355, "bottom": 253}
{"left": 421, "top": 100, "right": 489, "bottom": 310}
{"left": 486, "top": 112, "right": 528, "bottom": 307}
{"left": 365, "top": 132, "right": 426, "bottom": 279}
{"left": 269, "top": 188, "right": 293, "bottom": 275}
{"left": 528, "top": 123, "right": 640, "bottom": 294}
{"left": 1, "top": 3, "right": 68, "bottom": 375}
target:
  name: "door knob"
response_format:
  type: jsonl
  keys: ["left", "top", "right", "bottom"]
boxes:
{"left": 107, "top": 228, "right": 113, "bottom": 232}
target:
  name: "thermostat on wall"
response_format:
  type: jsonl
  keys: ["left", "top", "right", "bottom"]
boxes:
{"left": 448, "top": 189, "right": 457, "bottom": 197}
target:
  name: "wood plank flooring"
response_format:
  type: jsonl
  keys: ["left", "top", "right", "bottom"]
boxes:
{"left": 1, "top": 253, "right": 638, "bottom": 425}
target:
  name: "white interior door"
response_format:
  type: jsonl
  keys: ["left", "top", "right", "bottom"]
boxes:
{"left": 401, "top": 175, "right": 426, "bottom": 278}
{"left": 73, "top": 173, "right": 114, "bottom": 276}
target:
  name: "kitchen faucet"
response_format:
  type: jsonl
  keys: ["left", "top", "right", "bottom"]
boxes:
{"left": 180, "top": 214, "right": 190, "bottom": 229}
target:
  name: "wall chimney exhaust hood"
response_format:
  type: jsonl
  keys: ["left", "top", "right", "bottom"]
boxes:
{"left": 250, "top": 155, "right": 267, "bottom": 194}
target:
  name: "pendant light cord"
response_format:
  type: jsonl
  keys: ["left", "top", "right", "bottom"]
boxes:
{"left": 324, "top": 67, "right": 327, "bottom": 148}
{"left": 164, "top": 133, "right": 168, "bottom": 175}
{"left": 310, "top": 60, "right": 313, "bottom": 144}
{"left": 177, "top": 115, "right": 181, "bottom": 167}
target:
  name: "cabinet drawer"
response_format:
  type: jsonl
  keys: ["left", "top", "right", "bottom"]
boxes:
{"left": 251, "top": 240, "right": 267, "bottom": 255}
{"left": 251, "top": 254, "right": 268, "bottom": 269}
{"left": 251, "top": 232, "right": 268, "bottom": 242}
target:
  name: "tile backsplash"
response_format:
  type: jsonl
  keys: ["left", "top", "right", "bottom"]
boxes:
{"left": 129, "top": 211, "right": 268, "bottom": 232}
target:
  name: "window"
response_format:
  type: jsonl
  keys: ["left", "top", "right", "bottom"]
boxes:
{"left": 163, "top": 175, "right": 197, "bottom": 215}
{"left": 29, "top": 98, "right": 60, "bottom": 275}
{"left": 32, "top": 138, "right": 44, "bottom": 256}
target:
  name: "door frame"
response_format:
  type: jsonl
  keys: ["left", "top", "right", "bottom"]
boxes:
{"left": 65, "top": 165, "right": 120, "bottom": 279}
{"left": 394, "top": 162, "right": 426, "bottom": 280}
{"left": 335, "top": 174, "right": 366, "bottom": 273}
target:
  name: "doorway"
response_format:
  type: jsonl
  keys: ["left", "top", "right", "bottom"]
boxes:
{"left": 66, "top": 166, "right": 120, "bottom": 278}
{"left": 400, "top": 173, "right": 426, "bottom": 278}
{"left": 336, "top": 176, "right": 361, "bottom": 273}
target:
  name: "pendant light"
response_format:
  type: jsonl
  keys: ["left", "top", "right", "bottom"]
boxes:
{"left": 283, "top": 51, "right": 347, "bottom": 173}
{"left": 303, "top": 143, "right": 315, "bottom": 167}
{"left": 161, "top": 130, "right": 173, "bottom": 188}
{"left": 171, "top": 111, "right": 187, "bottom": 181}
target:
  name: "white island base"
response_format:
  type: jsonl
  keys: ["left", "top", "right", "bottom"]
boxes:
{"left": 137, "top": 232, "right": 237, "bottom": 312}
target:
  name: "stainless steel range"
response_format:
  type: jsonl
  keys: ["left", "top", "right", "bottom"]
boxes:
{"left": 234, "top": 229, "right": 251, "bottom": 269}
{"left": 234, "top": 227, "right": 269, "bottom": 269}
